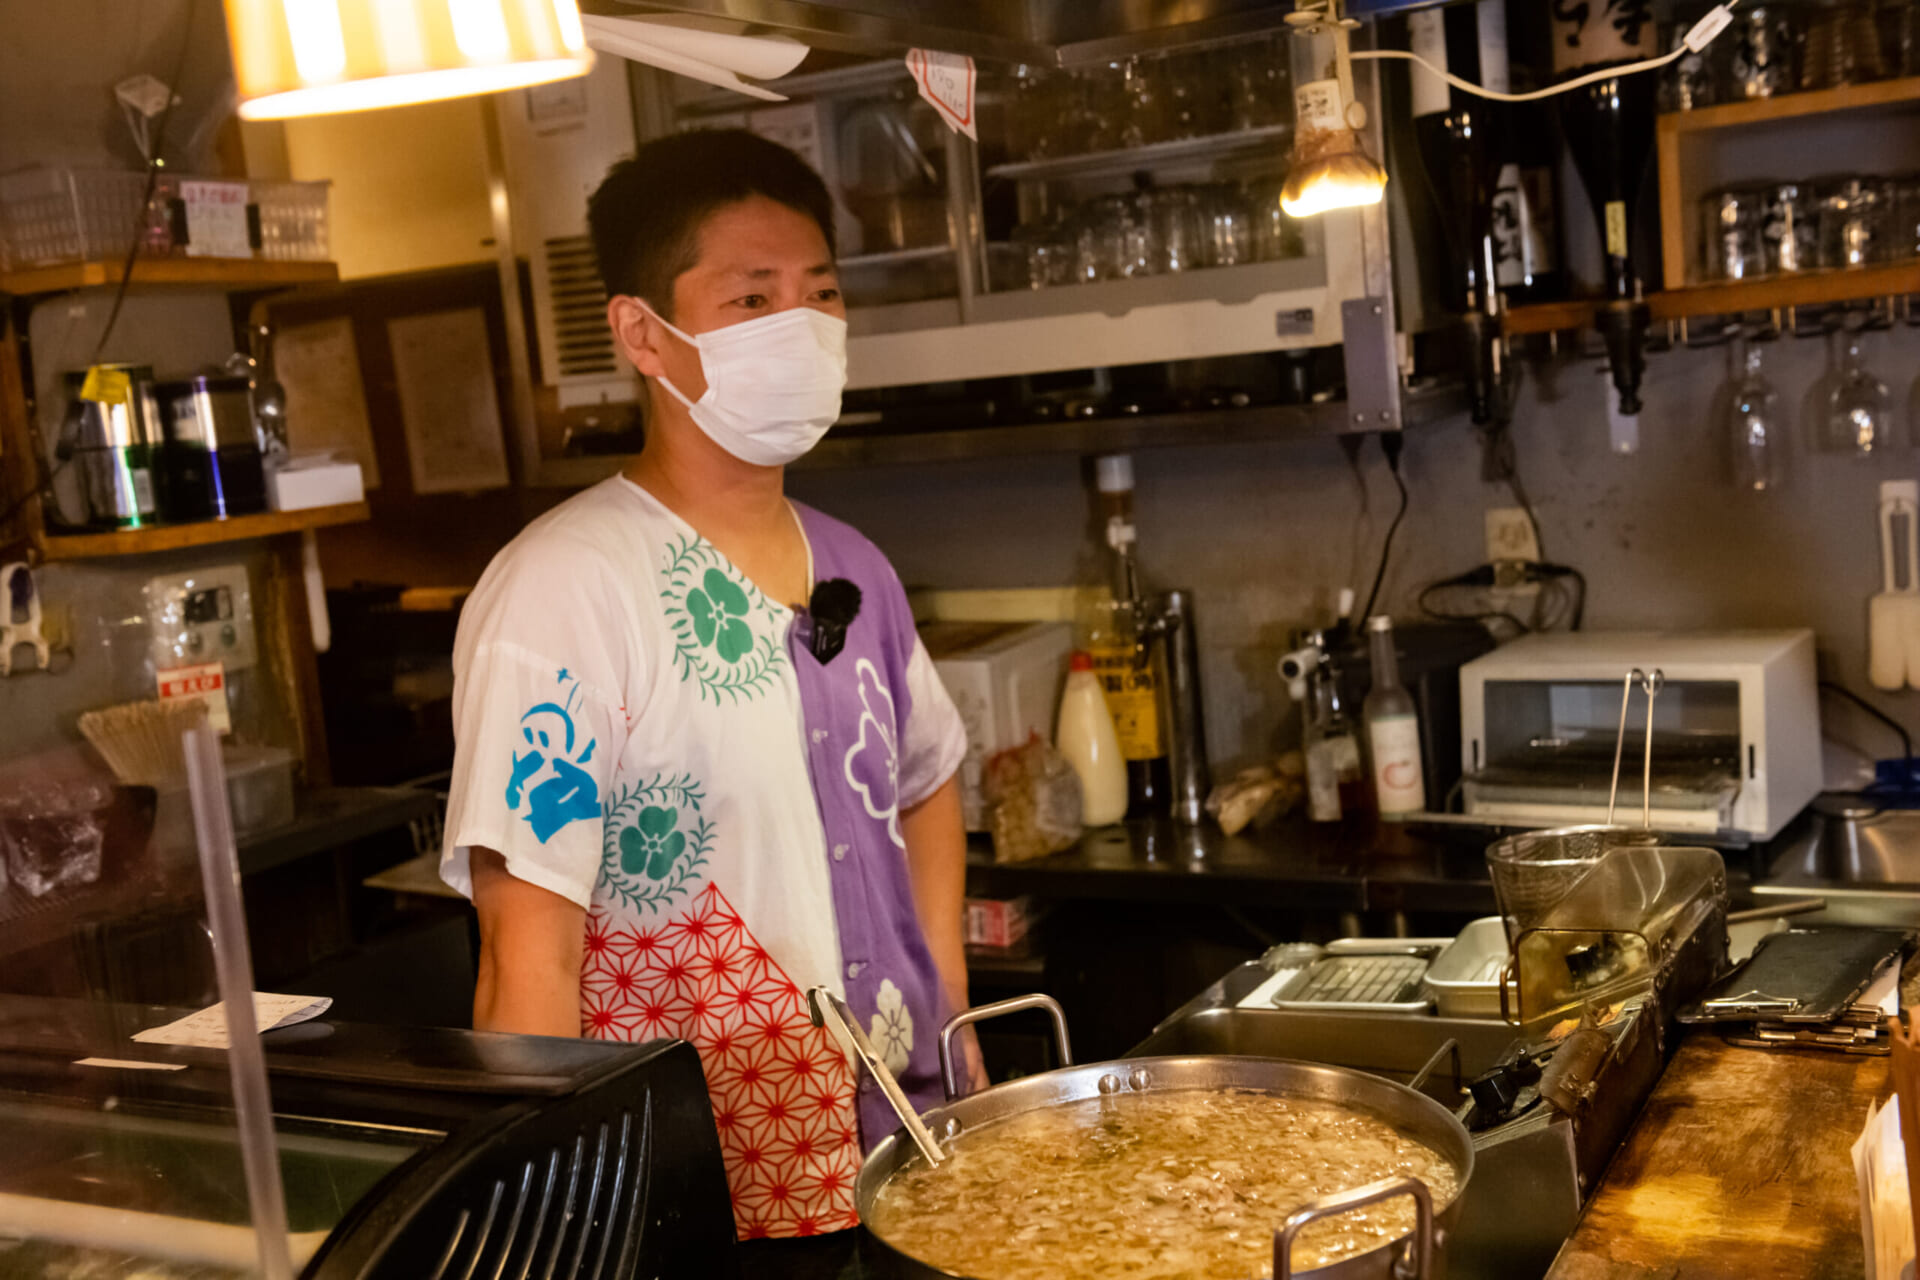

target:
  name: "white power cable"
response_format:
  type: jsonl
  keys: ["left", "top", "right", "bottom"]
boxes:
{"left": 1350, "top": 2, "right": 1739, "bottom": 104}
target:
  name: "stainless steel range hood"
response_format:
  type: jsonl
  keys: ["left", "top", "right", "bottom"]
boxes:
{"left": 582, "top": 0, "right": 1324, "bottom": 67}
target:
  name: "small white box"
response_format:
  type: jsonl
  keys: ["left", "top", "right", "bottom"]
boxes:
{"left": 268, "top": 456, "right": 365, "bottom": 511}
{"left": 922, "top": 621, "right": 1073, "bottom": 830}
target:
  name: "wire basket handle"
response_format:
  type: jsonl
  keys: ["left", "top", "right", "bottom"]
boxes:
{"left": 1605, "top": 668, "right": 1666, "bottom": 830}
{"left": 1605, "top": 669, "right": 1643, "bottom": 826}
{"left": 1638, "top": 670, "right": 1665, "bottom": 830}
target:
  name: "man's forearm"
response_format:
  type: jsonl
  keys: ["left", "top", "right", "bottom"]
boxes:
{"left": 474, "top": 950, "right": 583, "bottom": 1037}
{"left": 470, "top": 847, "right": 587, "bottom": 1038}
{"left": 901, "top": 776, "right": 970, "bottom": 1013}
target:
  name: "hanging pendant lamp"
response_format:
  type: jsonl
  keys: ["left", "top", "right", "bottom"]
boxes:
{"left": 1280, "top": 2, "right": 1387, "bottom": 217}
{"left": 225, "top": 0, "right": 594, "bottom": 120}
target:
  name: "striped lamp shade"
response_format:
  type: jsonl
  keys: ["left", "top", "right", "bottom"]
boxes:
{"left": 225, "top": 0, "right": 593, "bottom": 119}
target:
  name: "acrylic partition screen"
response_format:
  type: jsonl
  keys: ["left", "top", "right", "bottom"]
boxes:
{"left": 0, "top": 721, "right": 298, "bottom": 1277}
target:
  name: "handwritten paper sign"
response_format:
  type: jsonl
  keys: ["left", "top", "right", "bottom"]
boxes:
{"left": 180, "top": 180, "right": 253, "bottom": 259}
{"left": 906, "top": 48, "right": 976, "bottom": 140}
{"left": 157, "top": 661, "right": 230, "bottom": 734}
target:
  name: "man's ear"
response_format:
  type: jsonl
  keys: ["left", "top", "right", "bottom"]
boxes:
{"left": 608, "top": 295, "right": 668, "bottom": 378}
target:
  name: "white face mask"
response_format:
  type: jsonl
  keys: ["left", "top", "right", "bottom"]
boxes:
{"left": 640, "top": 302, "right": 848, "bottom": 467}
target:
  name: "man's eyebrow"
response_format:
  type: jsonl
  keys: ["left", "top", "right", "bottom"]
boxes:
{"left": 717, "top": 262, "right": 838, "bottom": 280}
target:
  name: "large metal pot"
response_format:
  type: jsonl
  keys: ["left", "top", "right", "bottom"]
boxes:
{"left": 855, "top": 996, "right": 1475, "bottom": 1280}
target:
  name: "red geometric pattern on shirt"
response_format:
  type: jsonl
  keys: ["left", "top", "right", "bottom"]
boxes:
{"left": 581, "top": 884, "right": 862, "bottom": 1240}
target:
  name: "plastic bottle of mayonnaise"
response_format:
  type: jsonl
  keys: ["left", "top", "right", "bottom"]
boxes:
{"left": 1056, "top": 650, "right": 1129, "bottom": 826}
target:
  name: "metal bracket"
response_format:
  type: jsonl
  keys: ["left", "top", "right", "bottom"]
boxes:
{"left": 1341, "top": 296, "right": 1403, "bottom": 432}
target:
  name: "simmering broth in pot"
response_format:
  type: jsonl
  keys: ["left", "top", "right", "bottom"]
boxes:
{"left": 867, "top": 1088, "right": 1457, "bottom": 1279}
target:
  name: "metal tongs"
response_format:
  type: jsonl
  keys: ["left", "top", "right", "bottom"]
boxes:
{"left": 1606, "top": 667, "right": 1666, "bottom": 831}
{"left": 806, "top": 986, "right": 946, "bottom": 1166}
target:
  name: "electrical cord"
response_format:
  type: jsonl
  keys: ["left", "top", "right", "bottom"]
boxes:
{"left": 1, "top": 0, "right": 198, "bottom": 537}
{"left": 1351, "top": 4, "right": 1742, "bottom": 103}
{"left": 1417, "top": 560, "right": 1587, "bottom": 633}
{"left": 1359, "top": 432, "right": 1407, "bottom": 622}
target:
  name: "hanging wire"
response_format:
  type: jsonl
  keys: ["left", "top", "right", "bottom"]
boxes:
{"left": 1350, "top": 3, "right": 1744, "bottom": 104}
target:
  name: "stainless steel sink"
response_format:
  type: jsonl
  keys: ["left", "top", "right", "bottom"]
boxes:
{"left": 1758, "top": 796, "right": 1920, "bottom": 927}
{"left": 1132, "top": 1005, "right": 1527, "bottom": 1088}
{"left": 1769, "top": 795, "right": 1920, "bottom": 883}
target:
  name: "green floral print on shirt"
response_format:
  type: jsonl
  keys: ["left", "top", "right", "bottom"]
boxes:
{"left": 598, "top": 774, "right": 713, "bottom": 915}
{"left": 660, "top": 533, "right": 786, "bottom": 703}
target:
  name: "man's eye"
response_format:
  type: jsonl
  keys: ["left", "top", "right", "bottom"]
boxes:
{"left": 814, "top": 288, "right": 842, "bottom": 303}
{"left": 734, "top": 294, "right": 767, "bottom": 309}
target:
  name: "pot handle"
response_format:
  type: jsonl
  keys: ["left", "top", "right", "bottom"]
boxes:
{"left": 1272, "top": 1175, "right": 1434, "bottom": 1280}
{"left": 938, "top": 993, "right": 1072, "bottom": 1100}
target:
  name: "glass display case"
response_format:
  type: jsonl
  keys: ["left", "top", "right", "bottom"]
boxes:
{"left": 660, "top": 27, "right": 1390, "bottom": 392}
{"left": 0, "top": 726, "right": 738, "bottom": 1277}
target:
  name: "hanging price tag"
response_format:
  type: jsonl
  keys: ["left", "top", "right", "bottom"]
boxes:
{"left": 906, "top": 48, "right": 977, "bottom": 140}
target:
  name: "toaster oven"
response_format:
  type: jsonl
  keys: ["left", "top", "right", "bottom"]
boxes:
{"left": 1458, "top": 631, "right": 1820, "bottom": 841}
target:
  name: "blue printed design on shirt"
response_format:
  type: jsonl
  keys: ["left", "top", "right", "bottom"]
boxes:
{"left": 505, "top": 670, "right": 602, "bottom": 843}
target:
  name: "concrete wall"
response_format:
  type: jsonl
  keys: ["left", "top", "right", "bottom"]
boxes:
{"left": 0, "top": 0, "right": 236, "bottom": 175}
{"left": 791, "top": 328, "right": 1920, "bottom": 773}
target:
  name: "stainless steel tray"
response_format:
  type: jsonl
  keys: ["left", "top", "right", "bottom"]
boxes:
{"left": 1263, "top": 939, "right": 1445, "bottom": 1014}
{"left": 1423, "top": 918, "right": 1510, "bottom": 1019}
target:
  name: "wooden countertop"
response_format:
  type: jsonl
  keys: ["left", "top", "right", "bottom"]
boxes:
{"left": 1548, "top": 1032, "right": 1889, "bottom": 1280}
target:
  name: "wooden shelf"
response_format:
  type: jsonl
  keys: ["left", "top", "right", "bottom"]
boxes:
{"left": 0, "top": 257, "right": 338, "bottom": 298}
{"left": 1503, "top": 261, "right": 1920, "bottom": 335}
{"left": 1657, "top": 75, "right": 1920, "bottom": 137}
{"left": 1502, "top": 298, "right": 1608, "bottom": 337}
{"left": 38, "top": 501, "right": 368, "bottom": 561}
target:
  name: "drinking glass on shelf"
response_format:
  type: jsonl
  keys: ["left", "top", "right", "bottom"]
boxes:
{"left": 1702, "top": 187, "right": 1765, "bottom": 280}
{"left": 1148, "top": 187, "right": 1206, "bottom": 274}
{"left": 1223, "top": 34, "right": 1290, "bottom": 131}
{"left": 1818, "top": 177, "right": 1891, "bottom": 268}
{"left": 1727, "top": 340, "right": 1785, "bottom": 491}
{"left": 1117, "top": 57, "right": 1167, "bottom": 149}
{"left": 1200, "top": 184, "right": 1254, "bottom": 268}
{"left": 1246, "top": 175, "right": 1306, "bottom": 261}
{"left": 1801, "top": 0, "right": 1888, "bottom": 90}
{"left": 1761, "top": 182, "right": 1818, "bottom": 274}
{"left": 1824, "top": 336, "right": 1898, "bottom": 455}
{"left": 1729, "top": 4, "right": 1795, "bottom": 99}
{"left": 1891, "top": 175, "right": 1920, "bottom": 263}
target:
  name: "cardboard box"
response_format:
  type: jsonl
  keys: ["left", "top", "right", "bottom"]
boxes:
{"left": 964, "top": 895, "right": 1032, "bottom": 949}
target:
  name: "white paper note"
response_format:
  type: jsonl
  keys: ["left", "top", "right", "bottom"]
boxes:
{"left": 275, "top": 316, "right": 381, "bottom": 488}
{"left": 388, "top": 307, "right": 512, "bottom": 494}
{"left": 132, "top": 993, "right": 333, "bottom": 1049}
{"left": 74, "top": 1057, "right": 188, "bottom": 1071}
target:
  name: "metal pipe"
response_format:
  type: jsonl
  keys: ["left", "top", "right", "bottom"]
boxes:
{"left": 1156, "top": 588, "right": 1211, "bottom": 827}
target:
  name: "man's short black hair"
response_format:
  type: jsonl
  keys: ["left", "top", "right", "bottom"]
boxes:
{"left": 587, "top": 129, "right": 836, "bottom": 319}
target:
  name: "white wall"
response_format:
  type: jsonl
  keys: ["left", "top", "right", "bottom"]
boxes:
{"left": 791, "top": 329, "right": 1920, "bottom": 772}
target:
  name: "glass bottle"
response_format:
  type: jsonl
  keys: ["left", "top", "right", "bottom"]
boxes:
{"left": 1084, "top": 455, "right": 1169, "bottom": 817}
{"left": 1304, "top": 663, "right": 1365, "bottom": 827}
{"left": 1729, "top": 341, "right": 1783, "bottom": 491}
{"left": 1363, "top": 616, "right": 1426, "bottom": 816}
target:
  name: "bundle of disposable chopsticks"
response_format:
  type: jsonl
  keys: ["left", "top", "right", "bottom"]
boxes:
{"left": 77, "top": 699, "right": 208, "bottom": 786}
{"left": 1871, "top": 1012, "right": 1920, "bottom": 1278}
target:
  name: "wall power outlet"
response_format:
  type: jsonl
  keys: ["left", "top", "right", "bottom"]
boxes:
{"left": 1485, "top": 507, "right": 1541, "bottom": 602}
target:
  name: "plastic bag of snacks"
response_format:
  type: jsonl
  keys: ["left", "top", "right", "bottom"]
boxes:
{"left": 984, "top": 734, "right": 1084, "bottom": 864}
{"left": 1206, "top": 751, "right": 1306, "bottom": 837}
